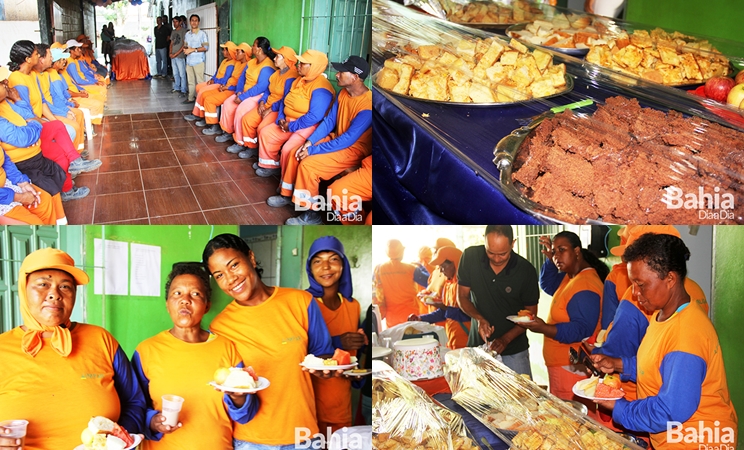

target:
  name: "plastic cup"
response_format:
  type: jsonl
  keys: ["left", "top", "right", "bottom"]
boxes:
{"left": 0, "top": 419, "right": 28, "bottom": 446}
{"left": 161, "top": 395, "right": 184, "bottom": 427}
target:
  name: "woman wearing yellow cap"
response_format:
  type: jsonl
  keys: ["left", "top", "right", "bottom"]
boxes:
{"left": 0, "top": 248, "right": 146, "bottom": 449}
{"left": 187, "top": 41, "right": 238, "bottom": 119}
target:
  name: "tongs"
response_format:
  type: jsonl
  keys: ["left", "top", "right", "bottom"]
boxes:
{"left": 517, "top": 98, "right": 594, "bottom": 127}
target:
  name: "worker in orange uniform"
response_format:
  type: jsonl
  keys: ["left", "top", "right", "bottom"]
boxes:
{"left": 408, "top": 246, "right": 471, "bottom": 349}
{"left": 273, "top": 56, "right": 370, "bottom": 225}
{"left": 65, "top": 39, "right": 108, "bottom": 101}
{"left": 372, "top": 239, "right": 420, "bottom": 330}
{"left": 184, "top": 42, "right": 249, "bottom": 126}
{"left": 231, "top": 46, "right": 298, "bottom": 159}
{"left": 53, "top": 43, "right": 105, "bottom": 124}
{"left": 255, "top": 50, "right": 334, "bottom": 178}
{"left": 183, "top": 41, "right": 237, "bottom": 122}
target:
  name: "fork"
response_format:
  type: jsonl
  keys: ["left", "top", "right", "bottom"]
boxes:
{"left": 516, "top": 98, "right": 594, "bottom": 127}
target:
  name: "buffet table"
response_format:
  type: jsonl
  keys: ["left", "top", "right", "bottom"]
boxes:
{"left": 111, "top": 39, "right": 151, "bottom": 81}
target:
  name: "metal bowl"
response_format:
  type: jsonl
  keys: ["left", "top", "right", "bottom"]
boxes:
{"left": 565, "top": 399, "right": 589, "bottom": 415}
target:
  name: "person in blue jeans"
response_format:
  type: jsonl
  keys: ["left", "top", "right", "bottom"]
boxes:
{"left": 154, "top": 16, "right": 171, "bottom": 78}
{"left": 169, "top": 16, "right": 187, "bottom": 97}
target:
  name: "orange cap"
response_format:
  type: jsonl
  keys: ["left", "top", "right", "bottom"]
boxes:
{"left": 434, "top": 238, "right": 456, "bottom": 251}
{"left": 610, "top": 225, "right": 681, "bottom": 256}
{"left": 237, "top": 42, "right": 253, "bottom": 57}
{"left": 272, "top": 46, "right": 297, "bottom": 66}
{"left": 295, "top": 49, "right": 328, "bottom": 81}
{"left": 430, "top": 246, "right": 463, "bottom": 271}
{"left": 220, "top": 41, "right": 237, "bottom": 60}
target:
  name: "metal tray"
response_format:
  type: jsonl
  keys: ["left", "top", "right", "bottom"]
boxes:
{"left": 492, "top": 115, "right": 612, "bottom": 225}
{"left": 506, "top": 22, "right": 590, "bottom": 57}
{"left": 373, "top": 73, "right": 574, "bottom": 107}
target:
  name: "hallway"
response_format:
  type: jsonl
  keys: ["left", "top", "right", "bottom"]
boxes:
{"left": 64, "top": 77, "right": 297, "bottom": 224}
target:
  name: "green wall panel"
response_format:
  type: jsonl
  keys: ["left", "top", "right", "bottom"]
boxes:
{"left": 712, "top": 225, "right": 744, "bottom": 449}
{"left": 230, "top": 0, "right": 303, "bottom": 51}
{"left": 279, "top": 225, "right": 305, "bottom": 289}
{"left": 301, "top": 225, "right": 372, "bottom": 320}
{"left": 626, "top": 0, "right": 744, "bottom": 55}
{"left": 82, "top": 225, "right": 237, "bottom": 356}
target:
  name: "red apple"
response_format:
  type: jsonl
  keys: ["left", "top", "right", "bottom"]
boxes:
{"left": 704, "top": 76, "right": 735, "bottom": 102}
{"left": 735, "top": 70, "right": 744, "bottom": 85}
{"left": 727, "top": 83, "right": 744, "bottom": 109}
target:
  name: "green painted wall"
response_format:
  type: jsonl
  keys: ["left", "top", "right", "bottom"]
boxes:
{"left": 301, "top": 226, "right": 373, "bottom": 320}
{"left": 82, "top": 225, "right": 237, "bottom": 356}
{"left": 280, "top": 225, "right": 305, "bottom": 289}
{"left": 626, "top": 0, "right": 744, "bottom": 57}
{"left": 230, "top": 0, "right": 303, "bottom": 51}
{"left": 712, "top": 226, "right": 744, "bottom": 449}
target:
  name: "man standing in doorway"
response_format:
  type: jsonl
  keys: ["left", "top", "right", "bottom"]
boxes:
{"left": 457, "top": 225, "right": 540, "bottom": 376}
{"left": 182, "top": 14, "right": 209, "bottom": 104}
{"left": 154, "top": 16, "right": 170, "bottom": 78}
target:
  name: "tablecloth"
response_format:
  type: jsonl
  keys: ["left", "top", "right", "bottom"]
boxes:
{"left": 112, "top": 50, "right": 150, "bottom": 81}
{"left": 432, "top": 393, "right": 511, "bottom": 450}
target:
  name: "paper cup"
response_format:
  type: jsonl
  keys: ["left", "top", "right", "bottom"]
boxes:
{"left": 161, "top": 395, "right": 184, "bottom": 426}
{"left": 0, "top": 419, "right": 28, "bottom": 445}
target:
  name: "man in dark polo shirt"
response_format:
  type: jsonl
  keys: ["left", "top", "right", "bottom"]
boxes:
{"left": 457, "top": 225, "right": 540, "bottom": 376}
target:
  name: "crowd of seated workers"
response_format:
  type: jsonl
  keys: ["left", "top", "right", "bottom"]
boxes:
{"left": 1, "top": 37, "right": 108, "bottom": 224}
{"left": 180, "top": 35, "right": 372, "bottom": 225}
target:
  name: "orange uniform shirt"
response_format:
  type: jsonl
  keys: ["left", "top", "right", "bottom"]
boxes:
{"left": 0, "top": 324, "right": 125, "bottom": 450}
{"left": 8, "top": 71, "right": 43, "bottom": 117}
{"left": 634, "top": 305, "right": 737, "bottom": 449}
{"left": 134, "top": 331, "right": 242, "bottom": 450}
{"left": 283, "top": 76, "right": 334, "bottom": 121}
{"left": 265, "top": 67, "right": 298, "bottom": 109}
{"left": 544, "top": 268, "right": 603, "bottom": 367}
{"left": 312, "top": 295, "right": 360, "bottom": 425}
{"left": 209, "top": 287, "right": 330, "bottom": 445}
{"left": 373, "top": 260, "right": 419, "bottom": 328}
{"left": 0, "top": 101, "right": 42, "bottom": 162}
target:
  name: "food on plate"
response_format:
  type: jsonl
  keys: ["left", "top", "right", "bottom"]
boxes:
{"left": 444, "top": 0, "right": 544, "bottom": 25}
{"left": 508, "top": 14, "right": 617, "bottom": 49}
{"left": 80, "top": 416, "right": 134, "bottom": 450}
{"left": 303, "top": 353, "right": 357, "bottom": 368}
{"left": 215, "top": 366, "right": 259, "bottom": 389}
{"left": 517, "top": 309, "right": 535, "bottom": 320}
{"left": 602, "top": 374, "right": 621, "bottom": 389}
{"left": 586, "top": 28, "right": 731, "bottom": 85}
{"left": 595, "top": 329, "right": 607, "bottom": 347}
{"left": 376, "top": 37, "right": 568, "bottom": 103}
{"left": 595, "top": 381, "right": 625, "bottom": 399}
{"left": 510, "top": 96, "right": 743, "bottom": 224}
{"left": 576, "top": 375, "right": 599, "bottom": 397}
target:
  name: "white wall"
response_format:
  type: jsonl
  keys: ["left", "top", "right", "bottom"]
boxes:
{"left": 675, "top": 225, "right": 713, "bottom": 308}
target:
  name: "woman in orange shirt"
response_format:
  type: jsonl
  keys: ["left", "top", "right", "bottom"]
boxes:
{"left": 305, "top": 236, "right": 366, "bottom": 433}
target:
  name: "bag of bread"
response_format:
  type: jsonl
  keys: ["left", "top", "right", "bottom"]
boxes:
{"left": 443, "top": 348, "right": 644, "bottom": 450}
{"left": 372, "top": 360, "right": 477, "bottom": 450}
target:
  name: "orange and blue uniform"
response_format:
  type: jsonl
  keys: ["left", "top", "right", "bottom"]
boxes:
{"left": 372, "top": 260, "right": 419, "bottom": 328}
{"left": 613, "top": 303, "right": 738, "bottom": 449}
{"left": 540, "top": 260, "right": 602, "bottom": 401}
{"left": 66, "top": 57, "right": 108, "bottom": 100}
{"left": 0, "top": 323, "right": 146, "bottom": 450}
{"left": 195, "top": 60, "right": 247, "bottom": 120}
{"left": 327, "top": 154, "right": 372, "bottom": 224}
{"left": 192, "top": 57, "right": 239, "bottom": 117}
{"left": 132, "top": 331, "right": 259, "bottom": 450}
{"left": 59, "top": 69, "right": 105, "bottom": 123}
{"left": 305, "top": 236, "right": 365, "bottom": 433}
{"left": 0, "top": 147, "right": 63, "bottom": 224}
{"left": 257, "top": 52, "right": 335, "bottom": 172}
{"left": 240, "top": 67, "right": 298, "bottom": 148}
{"left": 601, "top": 262, "right": 630, "bottom": 329}
{"left": 209, "top": 287, "right": 333, "bottom": 446}
{"left": 37, "top": 69, "right": 85, "bottom": 152}
{"left": 8, "top": 70, "right": 44, "bottom": 117}
{"left": 219, "top": 57, "right": 275, "bottom": 140}
{"left": 287, "top": 88, "right": 371, "bottom": 201}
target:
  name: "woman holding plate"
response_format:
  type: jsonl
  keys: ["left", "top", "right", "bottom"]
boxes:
{"left": 132, "top": 262, "right": 259, "bottom": 450}
{"left": 591, "top": 233, "right": 738, "bottom": 450}
{"left": 305, "top": 236, "right": 367, "bottom": 433}
{"left": 203, "top": 233, "right": 340, "bottom": 450}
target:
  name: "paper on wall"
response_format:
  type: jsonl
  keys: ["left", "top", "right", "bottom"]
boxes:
{"left": 130, "top": 243, "right": 161, "bottom": 296}
{"left": 93, "top": 238, "right": 129, "bottom": 295}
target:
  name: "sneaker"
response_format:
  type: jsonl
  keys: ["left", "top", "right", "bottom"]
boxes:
{"left": 183, "top": 114, "right": 198, "bottom": 122}
{"left": 202, "top": 125, "right": 223, "bottom": 136}
{"left": 179, "top": 92, "right": 187, "bottom": 97}
{"left": 226, "top": 143, "right": 244, "bottom": 154}
{"left": 61, "top": 186, "right": 90, "bottom": 201}
{"left": 267, "top": 195, "right": 292, "bottom": 207}
{"left": 69, "top": 158, "right": 102, "bottom": 176}
{"left": 252, "top": 162, "right": 259, "bottom": 170}
{"left": 214, "top": 132, "right": 233, "bottom": 143}
{"left": 195, "top": 119, "right": 207, "bottom": 127}
{"left": 255, "top": 167, "right": 281, "bottom": 177}
{"left": 171, "top": 89, "right": 179, "bottom": 93}
{"left": 286, "top": 211, "right": 323, "bottom": 225}
{"left": 182, "top": 98, "right": 193, "bottom": 104}
{"left": 238, "top": 148, "right": 258, "bottom": 159}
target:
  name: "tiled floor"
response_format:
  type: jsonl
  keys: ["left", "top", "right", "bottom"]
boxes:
{"left": 63, "top": 77, "right": 296, "bottom": 224}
